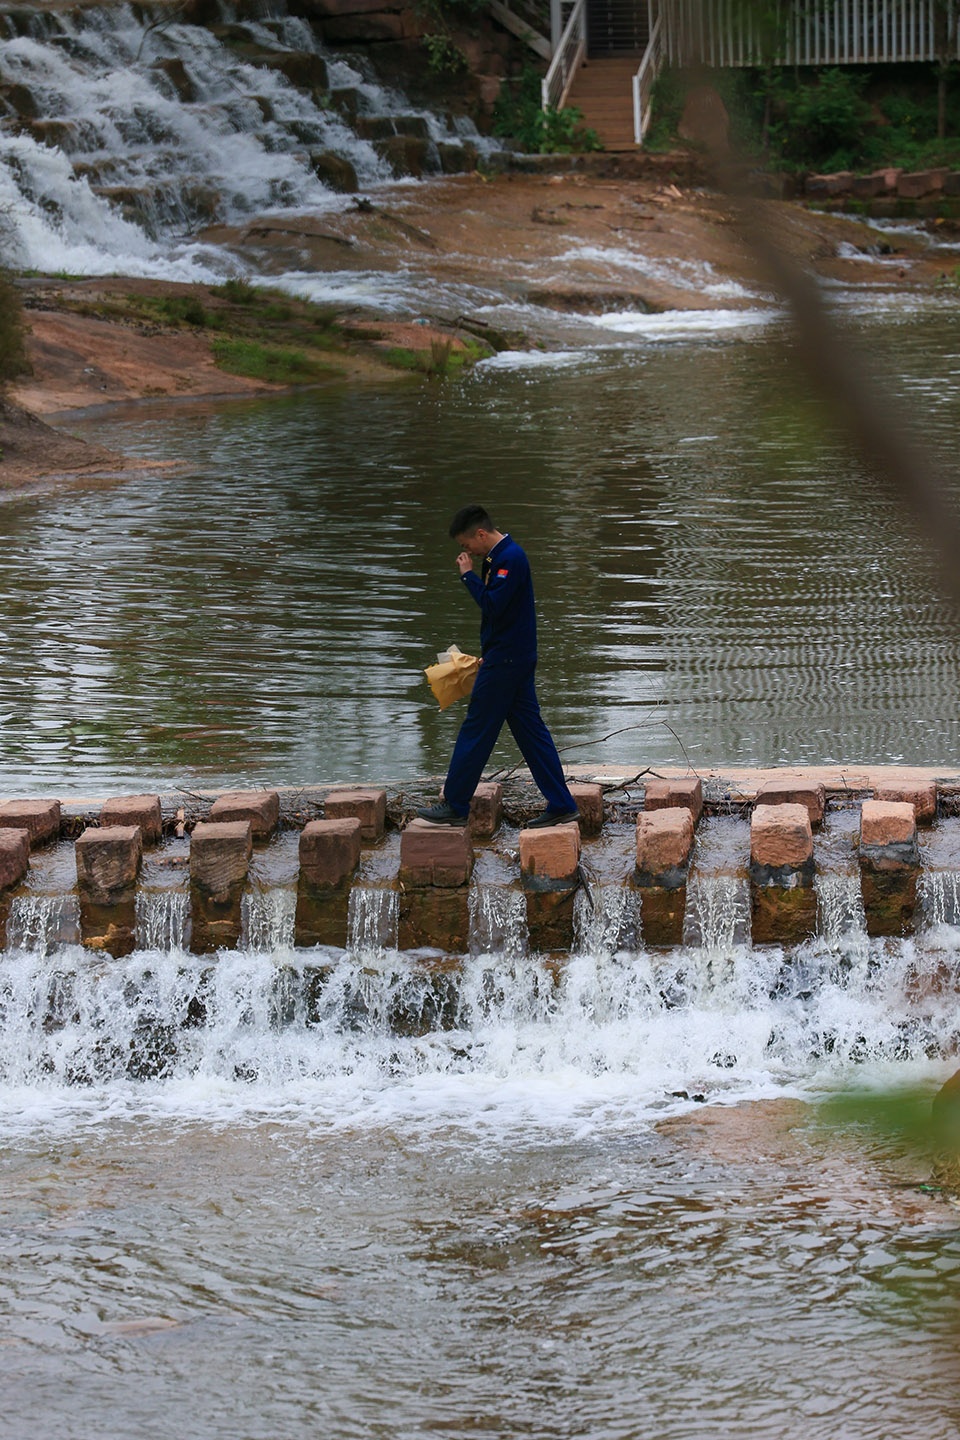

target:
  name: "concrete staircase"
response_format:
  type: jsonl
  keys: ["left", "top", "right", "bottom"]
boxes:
{"left": 565, "top": 56, "right": 639, "bottom": 150}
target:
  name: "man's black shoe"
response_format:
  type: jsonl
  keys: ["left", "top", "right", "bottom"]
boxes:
{"left": 416, "top": 802, "right": 468, "bottom": 826}
{"left": 524, "top": 808, "right": 580, "bottom": 829}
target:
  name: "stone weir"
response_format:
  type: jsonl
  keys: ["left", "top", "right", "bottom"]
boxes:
{"left": 3, "top": 766, "right": 960, "bottom": 958}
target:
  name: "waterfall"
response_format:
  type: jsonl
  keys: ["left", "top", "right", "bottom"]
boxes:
{"left": 5, "top": 894, "right": 79, "bottom": 954}
{"left": 682, "top": 875, "right": 751, "bottom": 953}
{"left": 241, "top": 887, "right": 296, "bottom": 953}
{"left": 816, "top": 871, "right": 868, "bottom": 945}
{"left": 0, "top": 2, "right": 489, "bottom": 276}
{"left": 468, "top": 884, "right": 527, "bottom": 957}
{"left": 572, "top": 884, "right": 640, "bottom": 957}
{"left": 136, "top": 889, "right": 189, "bottom": 953}
{"left": 919, "top": 870, "right": 960, "bottom": 928}
{"left": 347, "top": 887, "right": 398, "bottom": 956}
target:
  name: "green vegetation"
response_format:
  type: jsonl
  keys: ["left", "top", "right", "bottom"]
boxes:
{"left": 649, "top": 63, "right": 960, "bottom": 172}
{"left": 210, "top": 337, "right": 338, "bottom": 384}
{"left": 383, "top": 335, "right": 493, "bottom": 377}
{"left": 0, "top": 270, "right": 28, "bottom": 388}
{"left": 492, "top": 65, "right": 602, "bottom": 153}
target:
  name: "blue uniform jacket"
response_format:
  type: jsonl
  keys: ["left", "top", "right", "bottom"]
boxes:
{"left": 460, "top": 533, "right": 537, "bottom": 665}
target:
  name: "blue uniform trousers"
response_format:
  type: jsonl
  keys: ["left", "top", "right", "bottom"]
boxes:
{"left": 444, "top": 659, "right": 576, "bottom": 816}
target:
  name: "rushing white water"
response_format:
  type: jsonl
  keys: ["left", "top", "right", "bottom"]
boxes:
{"left": 0, "top": 2, "right": 485, "bottom": 276}
{"left": 0, "top": 870, "right": 957, "bottom": 1136}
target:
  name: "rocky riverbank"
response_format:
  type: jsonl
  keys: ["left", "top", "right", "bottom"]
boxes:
{"left": 5, "top": 167, "right": 959, "bottom": 486}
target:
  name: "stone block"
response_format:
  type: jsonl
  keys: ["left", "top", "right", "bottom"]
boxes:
{"left": 861, "top": 869, "right": 917, "bottom": 937}
{"left": 398, "top": 887, "right": 471, "bottom": 952}
{"left": 568, "top": 782, "right": 604, "bottom": 835}
{"left": 859, "top": 799, "right": 918, "bottom": 871}
{"left": 519, "top": 822, "right": 581, "bottom": 892}
{"left": 100, "top": 794, "right": 162, "bottom": 845}
{"left": 0, "top": 829, "right": 29, "bottom": 891}
{"left": 751, "top": 884, "right": 818, "bottom": 946}
{"left": 851, "top": 171, "right": 888, "bottom": 199}
{"left": 190, "top": 820, "right": 253, "bottom": 897}
{"left": 299, "top": 818, "right": 362, "bottom": 890}
{"left": 525, "top": 888, "right": 577, "bottom": 952}
{"left": 635, "top": 809, "right": 695, "bottom": 889}
{"left": 750, "top": 803, "right": 814, "bottom": 885}
{"left": 639, "top": 886, "right": 686, "bottom": 948}
{"left": 897, "top": 170, "right": 938, "bottom": 198}
{"left": 806, "top": 171, "right": 852, "bottom": 197}
{"left": 469, "top": 782, "right": 503, "bottom": 837}
{"left": 0, "top": 798, "right": 60, "bottom": 848}
{"left": 873, "top": 779, "right": 936, "bottom": 824}
{"left": 325, "top": 787, "right": 386, "bottom": 842}
{"left": 76, "top": 825, "right": 143, "bottom": 904}
{"left": 944, "top": 171, "right": 960, "bottom": 197}
{"left": 400, "top": 820, "right": 473, "bottom": 888}
{"left": 644, "top": 776, "right": 703, "bottom": 824}
{"left": 755, "top": 778, "right": 825, "bottom": 826}
{"left": 209, "top": 789, "right": 280, "bottom": 839}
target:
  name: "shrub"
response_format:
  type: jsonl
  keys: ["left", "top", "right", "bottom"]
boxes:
{"left": 493, "top": 65, "right": 602, "bottom": 153}
{"left": 768, "top": 68, "right": 874, "bottom": 170}
{"left": 0, "top": 271, "right": 27, "bottom": 387}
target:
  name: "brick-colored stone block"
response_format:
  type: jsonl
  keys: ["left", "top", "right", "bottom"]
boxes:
{"left": 100, "top": 794, "right": 162, "bottom": 845}
{"left": 851, "top": 171, "right": 888, "bottom": 199}
{"left": 859, "top": 799, "right": 918, "bottom": 871}
{"left": 945, "top": 171, "right": 960, "bottom": 197}
{"left": 644, "top": 776, "right": 703, "bottom": 824}
{"left": 568, "top": 782, "right": 603, "bottom": 835}
{"left": 209, "top": 789, "right": 280, "bottom": 839}
{"left": 469, "top": 781, "right": 503, "bottom": 837}
{"left": 750, "top": 803, "right": 813, "bottom": 876}
{"left": 0, "top": 799, "right": 60, "bottom": 848}
{"left": 519, "top": 822, "right": 581, "bottom": 892}
{"left": 299, "top": 818, "right": 362, "bottom": 890}
{"left": 190, "top": 820, "right": 253, "bottom": 896}
{"left": 897, "top": 169, "right": 942, "bottom": 198}
{"left": 635, "top": 809, "right": 695, "bottom": 888}
{"left": 0, "top": 829, "right": 29, "bottom": 891}
{"left": 325, "top": 787, "right": 386, "bottom": 842}
{"left": 400, "top": 820, "right": 473, "bottom": 887}
{"left": 755, "top": 779, "right": 825, "bottom": 826}
{"left": 806, "top": 170, "right": 853, "bottom": 197}
{"left": 873, "top": 780, "right": 936, "bottom": 825}
{"left": 75, "top": 825, "right": 143, "bottom": 904}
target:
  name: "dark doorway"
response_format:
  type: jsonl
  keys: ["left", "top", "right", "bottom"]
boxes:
{"left": 586, "top": 0, "right": 648, "bottom": 55}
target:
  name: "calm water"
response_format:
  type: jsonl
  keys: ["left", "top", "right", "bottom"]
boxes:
{"left": 6, "top": 294, "right": 957, "bottom": 795}
{"left": 5, "top": 282, "right": 960, "bottom": 1440}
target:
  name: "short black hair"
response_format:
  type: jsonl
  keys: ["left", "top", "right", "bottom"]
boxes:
{"left": 449, "top": 505, "right": 494, "bottom": 539}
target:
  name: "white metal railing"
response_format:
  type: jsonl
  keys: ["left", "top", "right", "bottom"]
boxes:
{"left": 633, "top": 9, "right": 664, "bottom": 143}
{"left": 663, "top": 0, "right": 960, "bottom": 68}
{"left": 542, "top": 0, "right": 588, "bottom": 110}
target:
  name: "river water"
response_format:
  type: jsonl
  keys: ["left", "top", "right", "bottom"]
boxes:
{"left": 5, "top": 6, "right": 960, "bottom": 1426}
{"left": 7, "top": 290, "right": 959, "bottom": 794}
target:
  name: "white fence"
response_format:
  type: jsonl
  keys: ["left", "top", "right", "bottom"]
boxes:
{"left": 662, "top": 0, "right": 959, "bottom": 68}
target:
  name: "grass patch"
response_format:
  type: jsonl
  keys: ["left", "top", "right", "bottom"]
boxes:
{"left": 211, "top": 337, "right": 339, "bottom": 384}
{"left": 383, "top": 337, "right": 491, "bottom": 378}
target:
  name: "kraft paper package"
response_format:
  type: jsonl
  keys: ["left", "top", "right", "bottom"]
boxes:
{"left": 424, "top": 645, "right": 480, "bottom": 710}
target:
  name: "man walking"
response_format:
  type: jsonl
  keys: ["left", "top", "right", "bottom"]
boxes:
{"left": 417, "top": 505, "right": 579, "bottom": 829}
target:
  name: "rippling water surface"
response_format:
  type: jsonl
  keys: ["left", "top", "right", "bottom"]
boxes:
{"left": 4, "top": 295, "right": 956, "bottom": 792}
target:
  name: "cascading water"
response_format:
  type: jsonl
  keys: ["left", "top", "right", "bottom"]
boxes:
{"left": 0, "top": 1, "right": 487, "bottom": 276}
{"left": 0, "top": 888, "right": 956, "bottom": 1122}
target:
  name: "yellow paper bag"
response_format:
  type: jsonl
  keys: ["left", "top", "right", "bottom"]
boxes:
{"left": 424, "top": 644, "right": 480, "bottom": 710}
